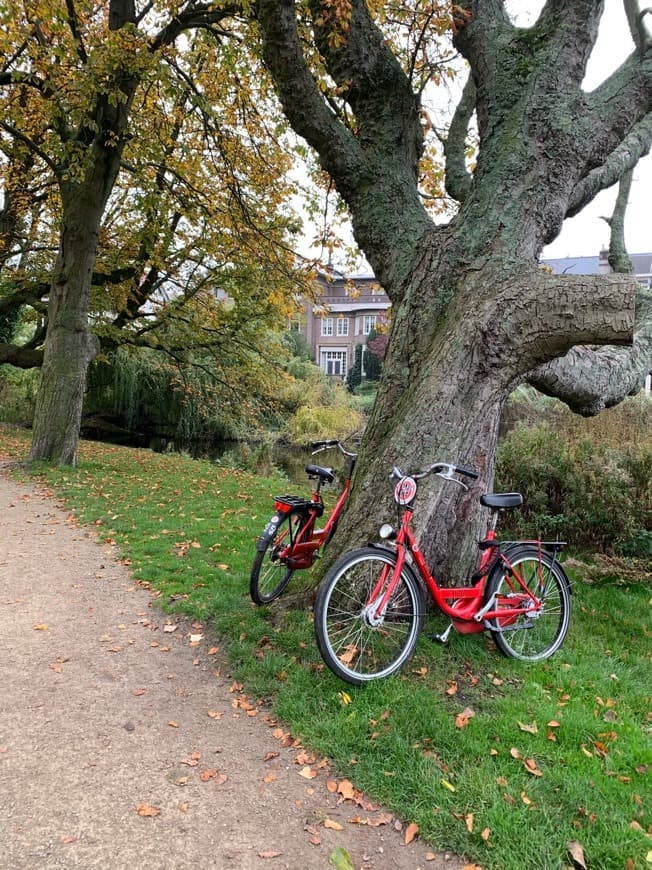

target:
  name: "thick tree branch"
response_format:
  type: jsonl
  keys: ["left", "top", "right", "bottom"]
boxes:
{"left": 0, "top": 343, "right": 44, "bottom": 368}
{"left": 489, "top": 271, "right": 637, "bottom": 376}
{"left": 65, "top": 0, "right": 89, "bottom": 62}
{"left": 582, "top": 50, "right": 652, "bottom": 169}
{"left": 527, "top": 285, "right": 652, "bottom": 414}
{"left": 255, "top": 0, "right": 362, "bottom": 193}
{"left": 567, "top": 112, "right": 652, "bottom": 216}
{"left": 444, "top": 73, "right": 475, "bottom": 203}
{"left": 308, "top": 0, "right": 423, "bottom": 173}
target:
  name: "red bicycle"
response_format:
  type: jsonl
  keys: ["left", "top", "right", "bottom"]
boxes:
{"left": 314, "top": 460, "right": 571, "bottom": 684}
{"left": 250, "top": 440, "right": 358, "bottom": 605}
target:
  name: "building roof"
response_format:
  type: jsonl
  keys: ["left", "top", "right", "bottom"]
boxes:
{"left": 542, "top": 252, "right": 652, "bottom": 277}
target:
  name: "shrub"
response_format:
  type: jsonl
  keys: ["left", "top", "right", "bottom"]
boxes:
{"left": 0, "top": 366, "right": 39, "bottom": 425}
{"left": 495, "top": 396, "right": 652, "bottom": 560}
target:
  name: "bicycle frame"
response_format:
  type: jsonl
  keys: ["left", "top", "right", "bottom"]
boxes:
{"left": 369, "top": 503, "right": 551, "bottom": 632}
{"left": 269, "top": 446, "right": 356, "bottom": 571}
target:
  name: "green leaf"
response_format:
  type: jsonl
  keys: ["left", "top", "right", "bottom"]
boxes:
{"left": 329, "top": 846, "right": 355, "bottom": 870}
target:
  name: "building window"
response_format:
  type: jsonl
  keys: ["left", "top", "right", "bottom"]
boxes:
{"left": 320, "top": 350, "right": 347, "bottom": 377}
{"left": 336, "top": 318, "right": 349, "bottom": 336}
{"left": 362, "top": 314, "right": 377, "bottom": 335}
{"left": 321, "top": 317, "right": 334, "bottom": 336}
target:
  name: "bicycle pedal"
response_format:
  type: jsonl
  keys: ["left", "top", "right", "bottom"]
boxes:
{"left": 429, "top": 623, "right": 453, "bottom": 644}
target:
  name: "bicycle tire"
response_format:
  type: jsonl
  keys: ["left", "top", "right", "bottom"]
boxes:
{"left": 250, "top": 509, "right": 305, "bottom": 605}
{"left": 484, "top": 544, "right": 571, "bottom": 661}
{"left": 314, "top": 546, "right": 424, "bottom": 685}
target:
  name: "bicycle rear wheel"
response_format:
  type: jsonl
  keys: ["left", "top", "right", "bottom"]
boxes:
{"left": 250, "top": 509, "right": 305, "bottom": 605}
{"left": 484, "top": 545, "right": 571, "bottom": 661}
{"left": 314, "top": 547, "right": 423, "bottom": 685}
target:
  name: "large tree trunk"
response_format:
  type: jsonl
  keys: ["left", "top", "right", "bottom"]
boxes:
{"left": 334, "top": 227, "right": 636, "bottom": 579}
{"left": 27, "top": 184, "right": 104, "bottom": 466}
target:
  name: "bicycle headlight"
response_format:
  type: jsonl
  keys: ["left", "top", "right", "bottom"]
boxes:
{"left": 379, "top": 523, "right": 396, "bottom": 540}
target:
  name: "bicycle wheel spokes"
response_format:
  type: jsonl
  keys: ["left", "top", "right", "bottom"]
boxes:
{"left": 486, "top": 547, "right": 571, "bottom": 661}
{"left": 314, "top": 548, "right": 423, "bottom": 685}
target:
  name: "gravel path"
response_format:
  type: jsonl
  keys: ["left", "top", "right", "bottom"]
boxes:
{"left": 0, "top": 467, "right": 465, "bottom": 870}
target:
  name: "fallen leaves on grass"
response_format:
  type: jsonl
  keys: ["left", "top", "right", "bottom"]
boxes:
{"left": 455, "top": 707, "right": 475, "bottom": 729}
{"left": 567, "top": 840, "right": 587, "bottom": 869}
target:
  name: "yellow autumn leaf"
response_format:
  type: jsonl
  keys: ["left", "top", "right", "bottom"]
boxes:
{"left": 324, "top": 818, "right": 344, "bottom": 830}
{"left": 441, "top": 779, "right": 456, "bottom": 792}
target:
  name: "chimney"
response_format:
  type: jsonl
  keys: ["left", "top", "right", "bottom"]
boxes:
{"left": 598, "top": 247, "right": 611, "bottom": 273}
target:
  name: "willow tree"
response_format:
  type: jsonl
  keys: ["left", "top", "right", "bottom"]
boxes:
{"left": 256, "top": 0, "right": 652, "bottom": 577}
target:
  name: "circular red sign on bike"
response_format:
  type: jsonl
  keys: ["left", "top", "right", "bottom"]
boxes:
{"left": 394, "top": 476, "right": 417, "bottom": 505}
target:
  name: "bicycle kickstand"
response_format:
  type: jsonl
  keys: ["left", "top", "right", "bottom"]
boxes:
{"left": 429, "top": 623, "right": 454, "bottom": 644}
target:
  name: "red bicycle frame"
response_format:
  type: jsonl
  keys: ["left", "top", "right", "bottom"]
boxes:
{"left": 369, "top": 502, "right": 546, "bottom": 632}
{"left": 272, "top": 473, "right": 354, "bottom": 569}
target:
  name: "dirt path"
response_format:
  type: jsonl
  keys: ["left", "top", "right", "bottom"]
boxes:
{"left": 0, "top": 467, "right": 466, "bottom": 870}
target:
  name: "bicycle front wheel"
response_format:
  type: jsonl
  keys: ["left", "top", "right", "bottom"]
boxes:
{"left": 250, "top": 509, "right": 305, "bottom": 605}
{"left": 314, "top": 547, "right": 424, "bottom": 685}
{"left": 484, "top": 545, "right": 571, "bottom": 661}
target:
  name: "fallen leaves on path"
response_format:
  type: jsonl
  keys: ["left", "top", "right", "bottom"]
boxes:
{"left": 404, "top": 822, "right": 419, "bottom": 844}
{"left": 136, "top": 803, "right": 161, "bottom": 818}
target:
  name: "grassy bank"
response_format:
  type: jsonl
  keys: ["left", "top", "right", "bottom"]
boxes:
{"left": 1, "top": 425, "right": 650, "bottom": 869}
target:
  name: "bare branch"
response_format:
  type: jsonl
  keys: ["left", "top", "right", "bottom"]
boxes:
{"left": 443, "top": 73, "right": 475, "bottom": 203}
{"left": 150, "top": 3, "right": 244, "bottom": 51}
{"left": 567, "top": 112, "right": 652, "bottom": 217}
{"left": 255, "top": 0, "right": 362, "bottom": 193}
{"left": 603, "top": 167, "right": 634, "bottom": 273}
{"left": 624, "top": 0, "right": 652, "bottom": 51}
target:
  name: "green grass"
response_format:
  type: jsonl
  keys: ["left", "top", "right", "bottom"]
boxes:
{"left": 2, "top": 425, "right": 650, "bottom": 869}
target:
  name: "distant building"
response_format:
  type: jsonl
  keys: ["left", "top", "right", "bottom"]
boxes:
{"left": 297, "top": 271, "right": 390, "bottom": 379}
{"left": 542, "top": 249, "right": 652, "bottom": 287}
{"left": 297, "top": 253, "right": 651, "bottom": 389}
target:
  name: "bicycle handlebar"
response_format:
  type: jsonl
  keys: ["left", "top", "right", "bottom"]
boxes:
{"left": 390, "top": 462, "right": 479, "bottom": 483}
{"left": 311, "top": 440, "right": 358, "bottom": 458}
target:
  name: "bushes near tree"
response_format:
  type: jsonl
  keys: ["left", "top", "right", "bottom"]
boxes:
{"left": 495, "top": 394, "right": 651, "bottom": 562}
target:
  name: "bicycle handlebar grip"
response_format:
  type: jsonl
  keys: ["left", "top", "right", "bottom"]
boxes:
{"left": 455, "top": 465, "right": 479, "bottom": 480}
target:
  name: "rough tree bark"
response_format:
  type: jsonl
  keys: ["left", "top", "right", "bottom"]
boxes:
{"left": 256, "top": 0, "right": 652, "bottom": 578}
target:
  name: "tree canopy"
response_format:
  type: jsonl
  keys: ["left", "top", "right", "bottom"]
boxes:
{"left": 0, "top": 0, "right": 314, "bottom": 463}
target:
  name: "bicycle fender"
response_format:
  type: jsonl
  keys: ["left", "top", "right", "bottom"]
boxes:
{"left": 256, "top": 514, "right": 283, "bottom": 552}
